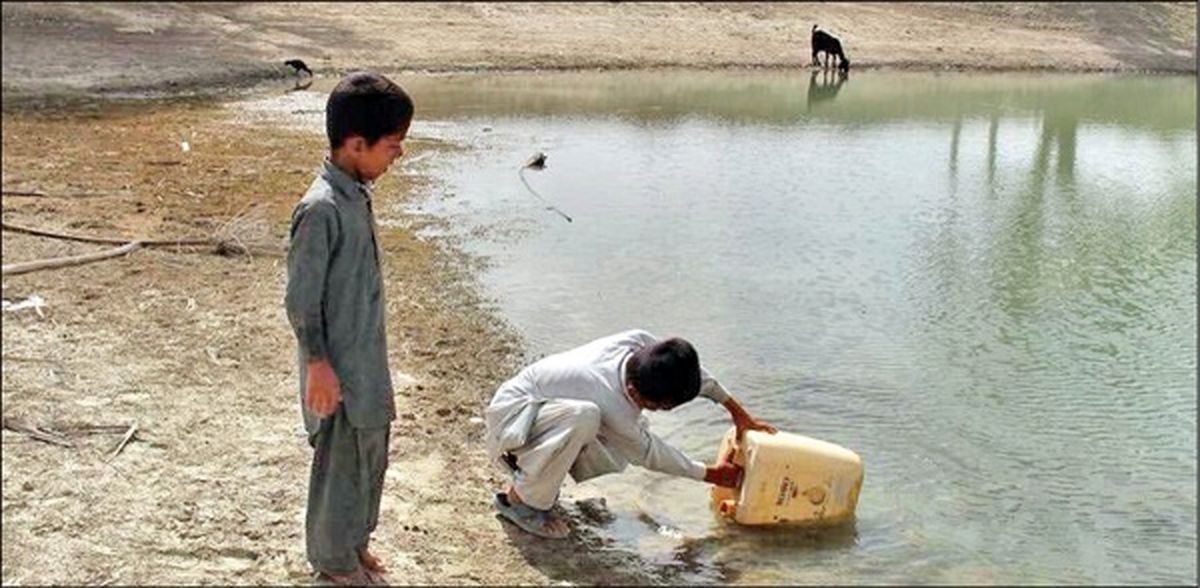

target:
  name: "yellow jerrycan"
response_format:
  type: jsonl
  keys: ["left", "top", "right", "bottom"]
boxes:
{"left": 711, "top": 427, "right": 863, "bottom": 526}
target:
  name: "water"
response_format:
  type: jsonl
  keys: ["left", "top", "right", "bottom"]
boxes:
{"left": 245, "top": 70, "right": 1198, "bottom": 584}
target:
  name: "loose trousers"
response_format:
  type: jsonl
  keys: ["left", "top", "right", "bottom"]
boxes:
{"left": 306, "top": 406, "right": 390, "bottom": 574}
{"left": 507, "top": 399, "right": 630, "bottom": 510}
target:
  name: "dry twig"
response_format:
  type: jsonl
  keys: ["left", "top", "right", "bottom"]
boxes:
{"left": 1, "top": 215, "right": 284, "bottom": 269}
{"left": 2, "top": 241, "right": 144, "bottom": 276}
{"left": 108, "top": 422, "right": 139, "bottom": 462}
{"left": 72, "top": 426, "right": 132, "bottom": 435}
{"left": 2, "top": 189, "right": 121, "bottom": 199}
{"left": 1, "top": 221, "right": 211, "bottom": 247}
{"left": 2, "top": 417, "right": 74, "bottom": 448}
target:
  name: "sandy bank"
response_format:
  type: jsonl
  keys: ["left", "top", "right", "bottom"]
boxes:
{"left": 3, "top": 2, "right": 1195, "bottom": 105}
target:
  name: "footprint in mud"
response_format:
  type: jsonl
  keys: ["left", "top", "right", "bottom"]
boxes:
{"left": 496, "top": 497, "right": 724, "bottom": 584}
{"left": 573, "top": 497, "right": 615, "bottom": 525}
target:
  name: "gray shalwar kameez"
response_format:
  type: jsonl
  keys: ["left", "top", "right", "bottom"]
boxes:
{"left": 286, "top": 159, "right": 395, "bottom": 574}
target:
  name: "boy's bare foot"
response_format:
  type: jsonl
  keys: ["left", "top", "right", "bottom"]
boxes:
{"left": 317, "top": 566, "right": 373, "bottom": 586}
{"left": 362, "top": 567, "right": 389, "bottom": 586}
{"left": 358, "top": 545, "right": 386, "bottom": 573}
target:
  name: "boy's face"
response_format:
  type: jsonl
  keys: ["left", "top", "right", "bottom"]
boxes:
{"left": 626, "top": 383, "right": 674, "bottom": 412}
{"left": 344, "top": 122, "right": 409, "bottom": 181}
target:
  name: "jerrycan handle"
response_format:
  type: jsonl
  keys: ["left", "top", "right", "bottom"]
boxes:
{"left": 723, "top": 426, "right": 748, "bottom": 467}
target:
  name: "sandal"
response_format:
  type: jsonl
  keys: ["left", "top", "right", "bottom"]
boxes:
{"left": 494, "top": 492, "right": 569, "bottom": 539}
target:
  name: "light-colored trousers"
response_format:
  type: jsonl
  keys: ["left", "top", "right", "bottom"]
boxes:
{"left": 496, "top": 399, "right": 630, "bottom": 510}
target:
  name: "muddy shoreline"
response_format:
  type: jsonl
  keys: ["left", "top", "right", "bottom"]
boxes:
{"left": 3, "top": 3, "right": 1195, "bottom": 108}
{"left": 6, "top": 60, "right": 1191, "bottom": 119}
{"left": 2, "top": 93, "right": 696, "bottom": 584}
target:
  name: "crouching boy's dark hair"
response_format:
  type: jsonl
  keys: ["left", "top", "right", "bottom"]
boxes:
{"left": 627, "top": 338, "right": 702, "bottom": 409}
{"left": 326, "top": 71, "right": 415, "bottom": 150}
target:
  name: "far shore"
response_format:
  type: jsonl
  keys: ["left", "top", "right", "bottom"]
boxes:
{"left": 2, "top": 2, "right": 1194, "bottom": 106}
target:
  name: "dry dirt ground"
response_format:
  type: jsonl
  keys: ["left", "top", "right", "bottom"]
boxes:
{"left": 1, "top": 101, "right": 665, "bottom": 585}
{"left": 1, "top": 2, "right": 1196, "bottom": 586}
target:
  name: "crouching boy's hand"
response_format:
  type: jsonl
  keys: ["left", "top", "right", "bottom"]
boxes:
{"left": 705, "top": 461, "right": 743, "bottom": 488}
{"left": 704, "top": 445, "right": 743, "bottom": 488}
{"left": 734, "top": 413, "right": 777, "bottom": 440}
{"left": 722, "top": 396, "right": 778, "bottom": 441}
{"left": 305, "top": 358, "right": 342, "bottom": 417}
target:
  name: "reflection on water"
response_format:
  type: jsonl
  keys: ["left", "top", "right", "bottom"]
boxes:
{"left": 286, "top": 77, "right": 313, "bottom": 93}
{"left": 236, "top": 70, "right": 1197, "bottom": 584}
{"left": 806, "top": 69, "right": 849, "bottom": 112}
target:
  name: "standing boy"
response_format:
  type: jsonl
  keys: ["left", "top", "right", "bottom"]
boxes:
{"left": 285, "top": 71, "right": 413, "bottom": 585}
{"left": 485, "top": 329, "right": 776, "bottom": 538}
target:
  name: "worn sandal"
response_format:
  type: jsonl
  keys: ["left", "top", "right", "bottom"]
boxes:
{"left": 494, "top": 492, "right": 569, "bottom": 539}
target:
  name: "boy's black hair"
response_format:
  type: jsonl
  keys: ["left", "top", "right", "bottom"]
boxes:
{"left": 326, "top": 71, "right": 414, "bottom": 150}
{"left": 626, "top": 337, "right": 702, "bottom": 409}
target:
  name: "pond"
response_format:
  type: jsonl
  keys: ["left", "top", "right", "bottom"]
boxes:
{"left": 247, "top": 69, "right": 1197, "bottom": 584}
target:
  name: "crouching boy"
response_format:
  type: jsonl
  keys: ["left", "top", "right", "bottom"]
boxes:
{"left": 485, "top": 329, "right": 775, "bottom": 538}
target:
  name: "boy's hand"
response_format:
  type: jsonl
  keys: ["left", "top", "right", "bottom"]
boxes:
{"left": 705, "top": 445, "right": 742, "bottom": 488}
{"left": 705, "top": 461, "right": 743, "bottom": 488}
{"left": 723, "top": 396, "right": 778, "bottom": 440}
{"left": 305, "top": 358, "right": 342, "bottom": 417}
{"left": 734, "top": 413, "right": 777, "bottom": 441}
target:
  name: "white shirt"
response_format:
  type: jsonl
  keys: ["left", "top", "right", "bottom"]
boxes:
{"left": 486, "top": 329, "right": 730, "bottom": 480}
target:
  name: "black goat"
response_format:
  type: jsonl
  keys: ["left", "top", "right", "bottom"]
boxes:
{"left": 810, "top": 25, "right": 850, "bottom": 71}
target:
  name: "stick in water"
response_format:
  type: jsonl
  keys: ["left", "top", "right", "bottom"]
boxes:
{"left": 519, "top": 152, "right": 572, "bottom": 223}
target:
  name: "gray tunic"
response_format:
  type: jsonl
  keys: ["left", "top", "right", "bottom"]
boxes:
{"left": 286, "top": 159, "right": 395, "bottom": 434}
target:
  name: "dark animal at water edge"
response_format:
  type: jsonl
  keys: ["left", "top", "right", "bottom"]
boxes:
{"left": 284, "top": 59, "right": 313, "bottom": 76}
{"left": 811, "top": 25, "right": 850, "bottom": 71}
